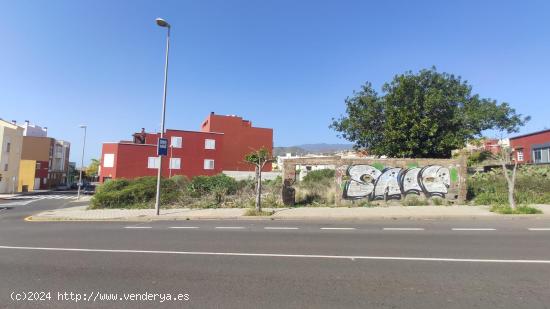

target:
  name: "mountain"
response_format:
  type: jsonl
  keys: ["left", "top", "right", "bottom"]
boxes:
{"left": 273, "top": 143, "right": 354, "bottom": 156}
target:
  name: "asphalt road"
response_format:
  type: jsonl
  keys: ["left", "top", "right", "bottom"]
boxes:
{"left": 1, "top": 195, "right": 550, "bottom": 308}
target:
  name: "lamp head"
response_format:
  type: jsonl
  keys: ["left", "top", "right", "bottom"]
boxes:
{"left": 156, "top": 18, "right": 170, "bottom": 28}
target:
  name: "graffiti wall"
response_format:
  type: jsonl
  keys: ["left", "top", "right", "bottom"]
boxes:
{"left": 281, "top": 156, "right": 466, "bottom": 205}
{"left": 343, "top": 164, "right": 456, "bottom": 201}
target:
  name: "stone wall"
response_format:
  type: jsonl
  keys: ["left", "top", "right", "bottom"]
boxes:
{"left": 282, "top": 156, "right": 467, "bottom": 206}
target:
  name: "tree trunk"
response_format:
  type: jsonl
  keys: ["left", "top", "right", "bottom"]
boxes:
{"left": 255, "top": 165, "right": 262, "bottom": 212}
{"left": 501, "top": 161, "right": 517, "bottom": 209}
{"left": 509, "top": 162, "right": 518, "bottom": 209}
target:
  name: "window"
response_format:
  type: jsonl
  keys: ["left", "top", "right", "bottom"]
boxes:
{"left": 517, "top": 149, "right": 524, "bottom": 161}
{"left": 36, "top": 162, "right": 41, "bottom": 170}
{"left": 533, "top": 148, "right": 549, "bottom": 163}
{"left": 543, "top": 148, "right": 550, "bottom": 163}
{"left": 3, "top": 164, "right": 8, "bottom": 171}
{"left": 147, "top": 157, "right": 160, "bottom": 169}
{"left": 171, "top": 136, "right": 182, "bottom": 148}
{"left": 205, "top": 139, "right": 216, "bottom": 150}
{"left": 204, "top": 159, "right": 215, "bottom": 170}
{"left": 6, "top": 142, "right": 10, "bottom": 153}
{"left": 103, "top": 153, "right": 115, "bottom": 168}
{"left": 170, "top": 158, "right": 181, "bottom": 169}
{"left": 43, "top": 178, "right": 47, "bottom": 185}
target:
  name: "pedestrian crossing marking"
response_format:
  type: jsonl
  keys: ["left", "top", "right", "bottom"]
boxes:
{"left": 3, "top": 195, "right": 76, "bottom": 200}
{"left": 0, "top": 195, "right": 77, "bottom": 206}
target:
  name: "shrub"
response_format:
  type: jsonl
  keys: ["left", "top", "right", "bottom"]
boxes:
{"left": 91, "top": 177, "right": 181, "bottom": 209}
{"left": 467, "top": 150, "right": 492, "bottom": 167}
{"left": 188, "top": 174, "right": 237, "bottom": 196}
{"left": 302, "top": 169, "right": 335, "bottom": 183}
{"left": 187, "top": 174, "right": 238, "bottom": 204}
{"left": 294, "top": 169, "right": 336, "bottom": 205}
{"left": 171, "top": 175, "right": 190, "bottom": 189}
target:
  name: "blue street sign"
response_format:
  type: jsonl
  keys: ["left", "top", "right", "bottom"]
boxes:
{"left": 157, "top": 138, "right": 168, "bottom": 156}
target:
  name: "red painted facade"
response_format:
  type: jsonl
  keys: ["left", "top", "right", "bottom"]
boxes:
{"left": 36, "top": 161, "right": 49, "bottom": 190}
{"left": 510, "top": 129, "right": 550, "bottom": 164}
{"left": 201, "top": 113, "right": 273, "bottom": 171}
{"left": 99, "top": 114, "right": 272, "bottom": 182}
{"left": 482, "top": 139, "right": 501, "bottom": 155}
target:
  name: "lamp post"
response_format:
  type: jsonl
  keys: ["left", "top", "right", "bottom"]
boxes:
{"left": 77, "top": 125, "right": 87, "bottom": 199}
{"left": 154, "top": 17, "right": 171, "bottom": 216}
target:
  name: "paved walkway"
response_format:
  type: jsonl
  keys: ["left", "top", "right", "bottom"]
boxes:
{"left": 28, "top": 205, "right": 550, "bottom": 221}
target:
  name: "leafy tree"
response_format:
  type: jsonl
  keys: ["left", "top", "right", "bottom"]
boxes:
{"left": 244, "top": 148, "right": 274, "bottom": 212}
{"left": 331, "top": 67, "right": 529, "bottom": 158}
{"left": 86, "top": 159, "right": 100, "bottom": 177}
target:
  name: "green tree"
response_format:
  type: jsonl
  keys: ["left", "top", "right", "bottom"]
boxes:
{"left": 86, "top": 159, "right": 100, "bottom": 177}
{"left": 244, "top": 148, "right": 274, "bottom": 212}
{"left": 330, "top": 67, "right": 529, "bottom": 158}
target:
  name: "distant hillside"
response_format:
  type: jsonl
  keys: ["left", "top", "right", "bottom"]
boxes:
{"left": 273, "top": 146, "right": 308, "bottom": 157}
{"left": 274, "top": 143, "right": 354, "bottom": 156}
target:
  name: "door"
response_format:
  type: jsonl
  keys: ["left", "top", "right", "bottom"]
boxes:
{"left": 34, "top": 178, "right": 40, "bottom": 190}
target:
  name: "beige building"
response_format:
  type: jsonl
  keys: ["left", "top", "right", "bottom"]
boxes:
{"left": 0, "top": 119, "right": 24, "bottom": 194}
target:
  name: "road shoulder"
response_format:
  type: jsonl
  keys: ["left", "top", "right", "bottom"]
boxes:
{"left": 26, "top": 204, "right": 550, "bottom": 222}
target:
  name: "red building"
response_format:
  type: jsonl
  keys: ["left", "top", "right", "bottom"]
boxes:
{"left": 200, "top": 113, "right": 273, "bottom": 171}
{"left": 482, "top": 138, "right": 501, "bottom": 155}
{"left": 99, "top": 113, "right": 273, "bottom": 182}
{"left": 510, "top": 129, "right": 550, "bottom": 164}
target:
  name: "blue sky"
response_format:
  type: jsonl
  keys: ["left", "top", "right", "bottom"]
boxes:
{"left": 1, "top": 0, "right": 549, "bottom": 164}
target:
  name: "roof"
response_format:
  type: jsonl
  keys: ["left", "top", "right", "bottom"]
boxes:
{"left": 165, "top": 129, "right": 224, "bottom": 135}
{"left": 0, "top": 119, "right": 22, "bottom": 130}
{"left": 510, "top": 128, "right": 550, "bottom": 140}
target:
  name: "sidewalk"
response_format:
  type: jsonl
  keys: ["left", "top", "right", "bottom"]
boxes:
{"left": 27, "top": 204, "right": 550, "bottom": 221}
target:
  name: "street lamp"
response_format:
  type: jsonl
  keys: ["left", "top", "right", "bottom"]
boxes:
{"left": 77, "top": 125, "right": 87, "bottom": 199}
{"left": 154, "top": 17, "right": 171, "bottom": 216}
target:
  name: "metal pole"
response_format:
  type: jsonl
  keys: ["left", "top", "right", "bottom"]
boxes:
{"left": 155, "top": 25, "right": 170, "bottom": 216}
{"left": 77, "top": 126, "right": 87, "bottom": 199}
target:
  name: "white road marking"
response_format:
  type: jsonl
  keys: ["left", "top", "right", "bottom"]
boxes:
{"left": 0, "top": 195, "right": 76, "bottom": 206}
{"left": 528, "top": 228, "right": 550, "bottom": 231}
{"left": 383, "top": 228, "right": 425, "bottom": 231}
{"left": 452, "top": 228, "right": 496, "bottom": 231}
{"left": 320, "top": 227, "right": 356, "bottom": 230}
{"left": 0, "top": 200, "right": 38, "bottom": 206}
{"left": 169, "top": 227, "right": 199, "bottom": 229}
{"left": 4, "top": 195, "right": 76, "bottom": 200}
{"left": 124, "top": 226, "right": 152, "bottom": 229}
{"left": 264, "top": 227, "right": 299, "bottom": 230}
{"left": 1, "top": 245, "right": 550, "bottom": 264}
{"left": 215, "top": 227, "right": 245, "bottom": 229}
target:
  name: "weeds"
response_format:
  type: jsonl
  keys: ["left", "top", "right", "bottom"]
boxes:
{"left": 490, "top": 205, "right": 542, "bottom": 214}
{"left": 468, "top": 166, "right": 550, "bottom": 205}
{"left": 244, "top": 209, "right": 274, "bottom": 216}
{"left": 401, "top": 196, "right": 430, "bottom": 206}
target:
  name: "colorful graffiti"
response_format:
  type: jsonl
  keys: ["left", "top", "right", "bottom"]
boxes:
{"left": 343, "top": 165, "right": 452, "bottom": 200}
